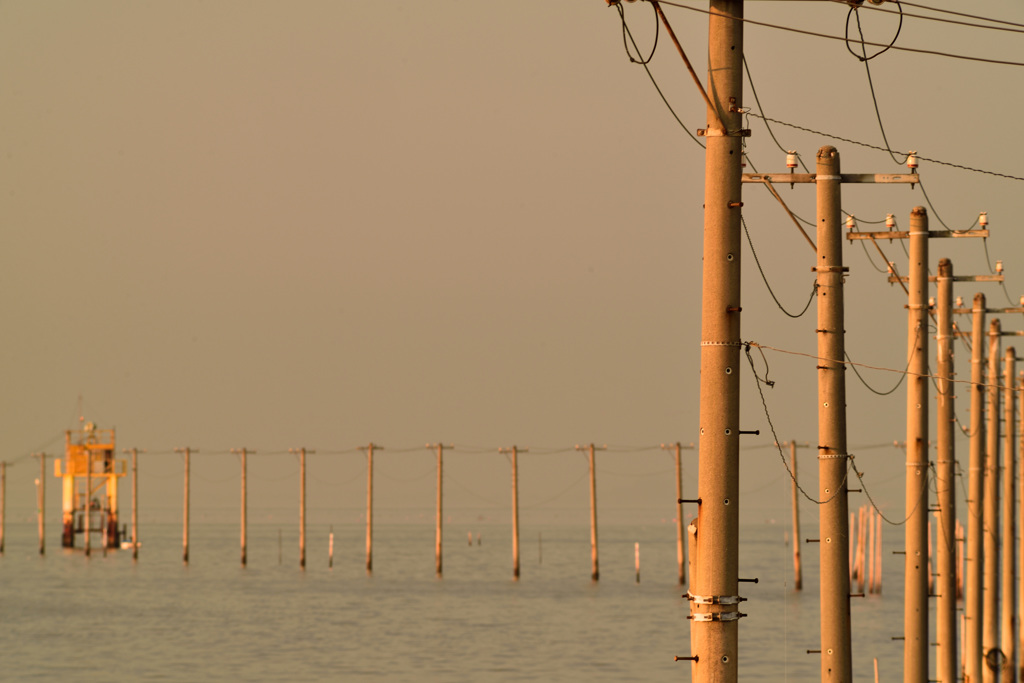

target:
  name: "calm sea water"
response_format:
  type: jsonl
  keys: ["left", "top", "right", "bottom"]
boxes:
{"left": 1, "top": 519, "right": 910, "bottom": 681}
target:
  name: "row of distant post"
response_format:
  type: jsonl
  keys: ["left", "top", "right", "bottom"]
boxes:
{"left": 0, "top": 442, "right": 692, "bottom": 584}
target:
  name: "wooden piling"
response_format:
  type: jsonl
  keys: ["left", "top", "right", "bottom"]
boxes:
{"left": 867, "top": 506, "right": 876, "bottom": 594}
{"left": 130, "top": 447, "right": 139, "bottom": 560}
{"left": 0, "top": 461, "right": 5, "bottom": 554}
{"left": 875, "top": 512, "right": 882, "bottom": 594}
{"left": 364, "top": 443, "right": 378, "bottom": 574}
{"left": 231, "top": 448, "right": 252, "bottom": 567}
{"left": 35, "top": 453, "right": 45, "bottom": 555}
{"left": 635, "top": 542, "right": 640, "bottom": 584}
{"left": 858, "top": 505, "right": 867, "bottom": 594}
{"left": 329, "top": 527, "right": 334, "bottom": 568}
{"left": 790, "top": 441, "right": 801, "bottom": 590}
{"left": 178, "top": 447, "right": 192, "bottom": 564}
{"left": 84, "top": 449, "right": 91, "bottom": 557}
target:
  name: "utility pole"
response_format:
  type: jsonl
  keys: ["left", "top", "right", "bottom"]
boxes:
{"left": 427, "top": 443, "right": 452, "bottom": 577}
{"left": 1002, "top": 347, "right": 1017, "bottom": 683}
{"left": 175, "top": 447, "right": 196, "bottom": 564}
{"left": 687, "top": 0, "right": 745, "bottom": 676}
{"left": 231, "top": 448, "right": 253, "bottom": 567}
{"left": 852, "top": 210, "right": 995, "bottom": 683}
{"left": 963, "top": 294, "right": 987, "bottom": 683}
{"left": 935, "top": 259, "right": 957, "bottom": 683}
{"left": 500, "top": 446, "right": 526, "bottom": 580}
{"left": 904, "top": 207, "right": 930, "bottom": 683}
{"left": 289, "top": 447, "right": 313, "bottom": 570}
{"left": 983, "top": 319, "right": 1001, "bottom": 683}
{"left": 662, "top": 442, "right": 694, "bottom": 586}
{"left": 1019, "top": 371, "right": 1024, "bottom": 683}
{"left": 815, "top": 145, "right": 853, "bottom": 683}
{"left": 576, "top": 443, "right": 605, "bottom": 581}
{"left": 362, "top": 443, "right": 381, "bottom": 574}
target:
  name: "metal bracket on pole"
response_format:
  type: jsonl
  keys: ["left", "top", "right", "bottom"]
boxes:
{"left": 698, "top": 128, "right": 751, "bottom": 137}
{"left": 687, "top": 593, "right": 746, "bottom": 606}
{"left": 692, "top": 612, "right": 746, "bottom": 622}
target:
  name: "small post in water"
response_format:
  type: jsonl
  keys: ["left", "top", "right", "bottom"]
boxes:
{"left": 635, "top": 542, "right": 640, "bottom": 584}
{"left": 329, "top": 526, "right": 334, "bottom": 569}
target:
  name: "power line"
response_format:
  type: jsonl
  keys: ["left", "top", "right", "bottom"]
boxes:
{"left": 655, "top": 1, "right": 1024, "bottom": 67}
{"left": 897, "top": 1, "right": 1024, "bottom": 30}
{"left": 743, "top": 111, "right": 1024, "bottom": 181}
{"left": 833, "top": 0, "right": 1024, "bottom": 35}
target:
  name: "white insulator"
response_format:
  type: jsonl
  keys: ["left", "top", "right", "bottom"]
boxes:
{"left": 929, "top": 296, "right": 935, "bottom": 307}
{"left": 786, "top": 151, "right": 798, "bottom": 169}
{"left": 845, "top": 215, "right": 855, "bottom": 230}
{"left": 1020, "top": 295, "right": 1024, "bottom": 307}
{"left": 996, "top": 260, "right": 1004, "bottom": 274}
{"left": 887, "top": 262, "right": 894, "bottom": 275}
{"left": 979, "top": 211, "right": 988, "bottom": 227}
{"left": 956, "top": 296, "right": 964, "bottom": 308}
{"left": 885, "top": 214, "right": 895, "bottom": 229}
{"left": 906, "top": 151, "right": 918, "bottom": 169}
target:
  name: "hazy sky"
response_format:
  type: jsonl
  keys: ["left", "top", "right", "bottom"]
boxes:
{"left": 3, "top": 1, "right": 1023, "bottom": 529}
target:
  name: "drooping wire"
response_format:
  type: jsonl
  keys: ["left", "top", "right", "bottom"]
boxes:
{"left": 852, "top": 7, "right": 908, "bottom": 165}
{"left": 614, "top": 2, "right": 704, "bottom": 148}
{"left": 616, "top": 1, "right": 659, "bottom": 65}
{"left": 845, "top": 1, "right": 904, "bottom": 62}
{"left": 849, "top": 453, "right": 928, "bottom": 526}
{"left": 742, "top": 215, "right": 817, "bottom": 318}
{"left": 743, "top": 343, "right": 853, "bottom": 505}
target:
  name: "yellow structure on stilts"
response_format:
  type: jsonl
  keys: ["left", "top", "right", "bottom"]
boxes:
{"left": 55, "top": 423, "right": 125, "bottom": 549}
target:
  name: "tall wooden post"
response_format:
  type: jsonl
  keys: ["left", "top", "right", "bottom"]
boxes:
{"left": 364, "top": 443, "right": 379, "bottom": 574}
{"left": 982, "top": 319, "right": 1001, "bottom": 683}
{"left": 500, "top": 446, "right": 524, "bottom": 580}
{"left": 965, "top": 294, "right": 987, "bottom": 683}
{"left": 84, "top": 447, "right": 91, "bottom": 557}
{"left": 791, "top": 441, "right": 802, "bottom": 590}
{"left": 175, "top": 447, "right": 195, "bottom": 564}
{"left": 904, "top": 206, "right": 929, "bottom": 683}
{"left": 131, "top": 447, "right": 139, "bottom": 560}
{"left": 816, "top": 146, "right": 853, "bottom": 683}
{"left": 577, "top": 443, "right": 604, "bottom": 581}
{"left": 35, "top": 452, "right": 46, "bottom": 555}
{"left": 0, "top": 461, "right": 5, "bottom": 553}
{"left": 428, "top": 443, "right": 451, "bottom": 577}
{"left": 290, "top": 447, "right": 313, "bottom": 570}
{"left": 1001, "top": 348, "right": 1017, "bottom": 682}
{"left": 232, "top": 448, "right": 252, "bottom": 567}
{"left": 935, "top": 258, "right": 957, "bottom": 683}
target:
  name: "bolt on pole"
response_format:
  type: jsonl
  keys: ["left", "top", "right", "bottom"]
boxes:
{"left": 815, "top": 145, "right": 853, "bottom": 683}
{"left": 904, "top": 207, "right": 929, "bottom": 683}
{"left": 935, "top": 258, "right": 957, "bottom": 683}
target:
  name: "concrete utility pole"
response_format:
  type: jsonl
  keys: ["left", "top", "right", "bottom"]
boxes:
{"left": 964, "top": 294, "right": 987, "bottom": 683}
{"left": 500, "top": 446, "right": 526, "bottom": 580}
{"left": 904, "top": 207, "right": 930, "bottom": 683}
{"left": 935, "top": 259, "right": 957, "bottom": 683}
{"left": 662, "top": 442, "right": 693, "bottom": 586}
{"left": 983, "top": 319, "right": 1001, "bottom": 683}
{"left": 175, "top": 447, "right": 195, "bottom": 564}
{"left": 427, "top": 443, "right": 452, "bottom": 577}
{"left": 1001, "top": 348, "right": 1017, "bottom": 682}
{"left": 362, "top": 443, "right": 380, "bottom": 574}
{"left": 1019, "top": 371, "right": 1024, "bottom": 683}
{"left": 815, "top": 146, "right": 853, "bottom": 683}
{"left": 576, "top": 443, "right": 605, "bottom": 581}
{"left": 289, "top": 448, "right": 313, "bottom": 570}
{"left": 688, "top": 0, "right": 745, "bottom": 678}
{"left": 231, "top": 448, "right": 253, "bottom": 567}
